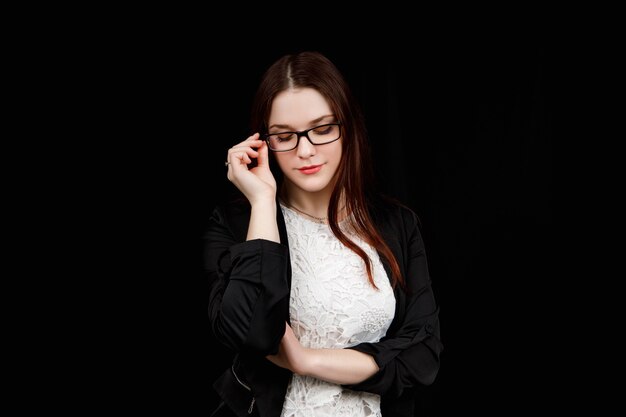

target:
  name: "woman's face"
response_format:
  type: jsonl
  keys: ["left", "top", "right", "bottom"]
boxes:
{"left": 267, "top": 87, "right": 342, "bottom": 196}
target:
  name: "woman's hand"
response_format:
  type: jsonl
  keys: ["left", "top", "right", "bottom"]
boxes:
{"left": 266, "top": 324, "right": 310, "bottom": 376}
{"left": 226, "top": 133, "right": 276, "bottom": 205}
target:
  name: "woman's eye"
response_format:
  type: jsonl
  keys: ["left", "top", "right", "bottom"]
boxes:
{"left": 313, "top": 127, "right": 332, "bottom": 135}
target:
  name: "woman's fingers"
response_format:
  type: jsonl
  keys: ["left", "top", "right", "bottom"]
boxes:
{"left": 256, "top": 139, "right": 269, "bottom": 168}
{"left": 227, "top": 134, "right": 263, "bottom": 167}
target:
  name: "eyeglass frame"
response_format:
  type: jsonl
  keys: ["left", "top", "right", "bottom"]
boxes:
{"left": 262, "top": 123, "right": 342, "bottom": 152}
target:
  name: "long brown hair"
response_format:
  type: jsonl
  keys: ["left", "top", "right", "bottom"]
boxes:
{"left": 250, "top": 51, "right": 404, "bottom": 289}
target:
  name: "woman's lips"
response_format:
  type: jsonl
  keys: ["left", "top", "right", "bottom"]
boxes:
{"left": 298, "top": 165, "right": 322, "bottom": 175}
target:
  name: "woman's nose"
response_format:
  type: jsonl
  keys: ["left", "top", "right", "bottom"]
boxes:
{"left": 296, "top": 134, "right": 316, "bottom": 158}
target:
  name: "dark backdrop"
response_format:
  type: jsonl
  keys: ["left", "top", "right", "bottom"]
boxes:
{"left": 125, "top": 38, "right": 551, "bottom": 416}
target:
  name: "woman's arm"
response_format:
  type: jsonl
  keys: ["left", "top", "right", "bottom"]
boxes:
{"left": 343, "top": 207, "right": 443, "bottom": 396}
{"left": 226, "top": 135, "right": 279, "bottom": 243}
{"left": 205, "top": 135, "right": 288, "bottom": 354}
{"left": 247, "top": 199, "right": 279, "bottom": 242}
{"left": 266, "top": 324, "right": 379, "bottom": 385}
{"left": 205, "top": 202, "right": 289, "bottom": 356}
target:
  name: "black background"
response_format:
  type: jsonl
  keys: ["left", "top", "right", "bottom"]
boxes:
{"left": 113, "top": 33, "right": 552, "bottom": 415}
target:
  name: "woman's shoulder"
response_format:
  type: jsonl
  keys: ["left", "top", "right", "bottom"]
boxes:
{"left": 368, "top": 194, "right": 421, "bottom": 229}
{"left": 211, "top": 195, "right": 251, "bottom": 219}
{"left": 209, "top": 196, "right": 252, "bottom": 237}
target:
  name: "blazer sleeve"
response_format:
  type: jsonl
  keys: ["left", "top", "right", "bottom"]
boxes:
{"left": 344, "top": 208, "right": 443, "bottom": 398}
{"left": 204, "top": 205, "right": 290, "bottom": 355}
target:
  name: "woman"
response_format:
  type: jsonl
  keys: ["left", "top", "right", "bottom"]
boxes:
{"left": 205, "top": 51, "right": 442, "bottom": 416}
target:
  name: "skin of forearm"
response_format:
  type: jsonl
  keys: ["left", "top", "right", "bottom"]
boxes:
{"left": 246, "top": 201, "right": 280, "bottom": 242}
{"left": 300, "top": 348, "right": 379, "bottom": 385}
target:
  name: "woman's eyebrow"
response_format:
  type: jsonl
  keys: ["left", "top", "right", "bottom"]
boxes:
{"left": 269, "top": 115, "right": 335, "bottom": 130}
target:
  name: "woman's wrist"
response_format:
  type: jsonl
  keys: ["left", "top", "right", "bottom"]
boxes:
{"left": 294, "top": 347, "right": 318, "bottom": 377}
{"left": 249, "top": 197, "right": 276, "bottom": 210}
{"left": 247, "top": 199, "right": 279, "bottom": 242}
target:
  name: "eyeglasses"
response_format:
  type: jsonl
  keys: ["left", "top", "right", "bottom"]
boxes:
{"left": 263, "top": 123, "right": 342, "bottom": 152}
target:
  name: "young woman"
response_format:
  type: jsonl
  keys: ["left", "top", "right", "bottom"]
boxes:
{"left": 205, "top": 51, "right": 442, "bottom": 417}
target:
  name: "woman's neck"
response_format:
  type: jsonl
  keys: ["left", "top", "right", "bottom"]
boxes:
{"left": 280, "top": 192, "right": 330, "bottom": 220}
{"left": 280, "top": 183, "right": 345, "bottom": 222}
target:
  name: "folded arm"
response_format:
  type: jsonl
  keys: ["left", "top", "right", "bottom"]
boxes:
{"left": 205, "top": 206, "right": 290, "bottom": 355}
{"left": 266, "top": 324, "right": 379, "bottom": 385}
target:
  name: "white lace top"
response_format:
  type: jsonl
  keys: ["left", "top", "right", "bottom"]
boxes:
{"left": 280, "top": 204, "right": 396, "bottom": 417}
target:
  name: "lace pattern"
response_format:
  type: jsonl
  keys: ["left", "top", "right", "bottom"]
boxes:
{"left": 280, "top": 205, "right": 396, "bottom": 417}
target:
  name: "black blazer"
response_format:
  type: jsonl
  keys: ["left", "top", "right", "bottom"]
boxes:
{"left": 204, "top": 196, "right": 442, "bottom": 416}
